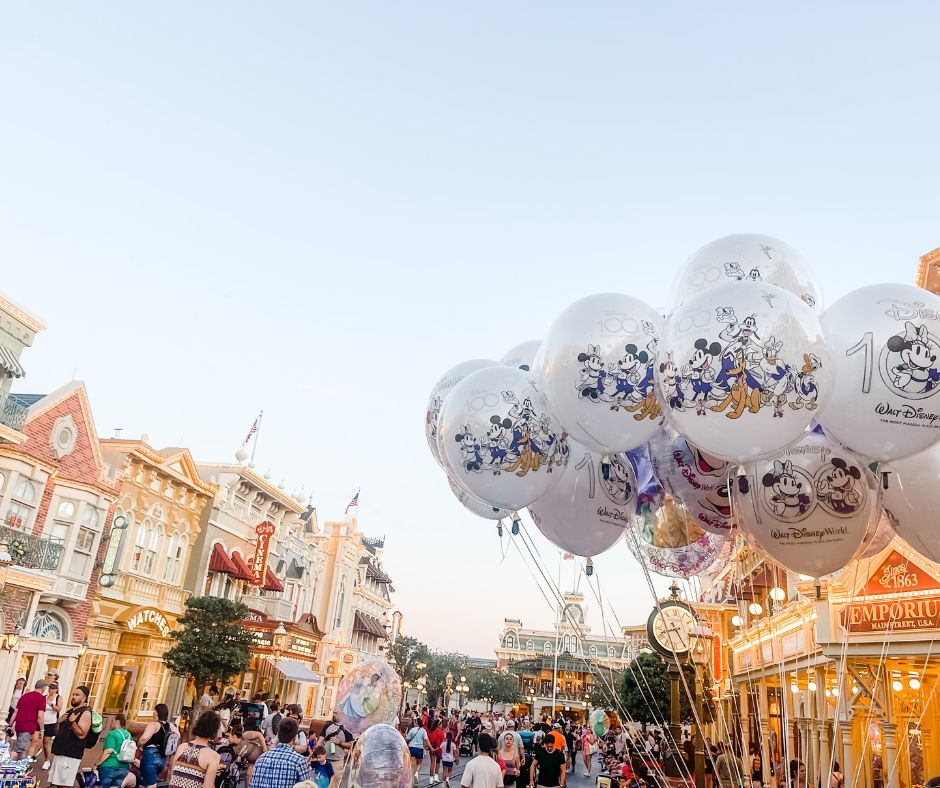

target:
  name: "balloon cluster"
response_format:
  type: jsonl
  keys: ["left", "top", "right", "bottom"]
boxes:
{"left": 425, "top": 234, "right": 940, "bottom": 578}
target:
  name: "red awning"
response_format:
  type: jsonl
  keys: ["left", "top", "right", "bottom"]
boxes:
{"left": 208, "top": 543, "right": 238, "bottom": 575}
{"left": 230, "top": 551, "right": 255, "bottom": 582}
{"left": 263, "top": 566, "right": 285, "bottom": 593}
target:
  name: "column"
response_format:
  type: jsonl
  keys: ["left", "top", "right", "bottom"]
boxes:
{"left": 784, "top": 677, "right": 797, "bottom": 765}
{"left": 757, "top": 680, "right": 773, "bottom": 786}
{"left": 816, "top": 667, "right": 831, "bottom": 785}
{"left": 841, "top": 718, "right": 855, "bottom": 788}
{"left": 740, "top": 680, "right": 751, "bottom": 754}
{"left": 882, "top": 723, "right": 899, "bottom": 788}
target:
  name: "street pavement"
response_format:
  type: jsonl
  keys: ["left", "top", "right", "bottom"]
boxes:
{"left": 412, "top": 755, "right": 602, "bottom": 788}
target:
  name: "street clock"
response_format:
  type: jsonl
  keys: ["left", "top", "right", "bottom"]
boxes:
{"left": 646, "top": 599, "right": 697, "bottom": 659}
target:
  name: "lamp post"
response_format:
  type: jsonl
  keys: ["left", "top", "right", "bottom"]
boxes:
{"left": 415, "top": 661, "right": 428, "bottom": 711}
{"left": 444, "top": 671, "right": 454, "bottom": 712}
{"left": 689, "top": 625, "right": 714, "bottom": 788}
{"left": 457, "top": 677, "right": 469, "bottom": 710}
{"left": 271, "top": 622, "right": 288, "bottom": 698}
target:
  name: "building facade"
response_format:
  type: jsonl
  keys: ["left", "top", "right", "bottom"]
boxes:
{"left": 496, "top": 592, "right": 649, "bottom": 720}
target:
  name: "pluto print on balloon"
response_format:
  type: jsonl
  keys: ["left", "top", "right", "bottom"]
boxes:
{"left": 656, "top": 281, "right": 829, "bottom": 463}
{"left": 819, "top": 284, "right": 940, "bottom": 462}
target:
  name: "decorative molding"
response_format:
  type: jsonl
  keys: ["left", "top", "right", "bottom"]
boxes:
{"left": 49, "top": 414, "right": 78, "bottom": 459}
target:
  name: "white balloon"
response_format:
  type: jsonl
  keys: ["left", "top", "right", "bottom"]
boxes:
{"left": 535, "top": 293, "right": 664, "bottom": 454}
{"left": 656, "top": 281, "right": 830, "bottom": 463}
{"left": 528, "top": 439, "right": 635, "bottom": 557}
{"left": 856, "top": 510, "right": 897, "bottom": 560}
{"left": 446, "top": 476, "right": 509, "bottom": 521}
{"left": 438, "top": 366, "right": 568, "bottom": 510}
{"left": 882, "top": 443, "right": 940, "bottom": 563}
{"left": 817, "top": 284, "right": 940, "bottom": 462}
{"left": 732, "top": 432, "right": 877, "bottom": 577}
{"left": 648, "top": 428, "right": 734, "bottom": 535}
{"left": 670, "top": 233, "right": 821, "bottom": 313}
{"left": 501, "top": 340, "right": 542, "bottom": 373}
{"left": 424, "top": 359, "right": 497, "bottom": 466}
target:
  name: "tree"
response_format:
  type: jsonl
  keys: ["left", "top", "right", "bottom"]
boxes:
{"left": 619, "top": 652, "right": 697, "bottom": 725}
{"left": 424, "top": 651, "right": 468, "bottom": 707}
{"left": 163, "top": 596, "right": 254, "bottom": 692}
{"left": 388, "top": 635, "right": 431, "bottom": 687}
{"left": 589, "top": 669, "right": 625, "bottom": 711}
{"left": 468, "top": 668, "right": 522, "bottom": 711}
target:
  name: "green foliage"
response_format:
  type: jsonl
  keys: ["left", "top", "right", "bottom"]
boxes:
{"left": 388, "top": 635, "right": 431, "bottom": 687}
{"left": 619, "top": 652, "right": 697, "bottom": 725}
{"left": 424, "top": 651, "right": 469, "bottom": 707}
{"left": 163, "top": 596, "right": 254, "bottom": 691}
{"left": 467, "top": 668, "right": 523, "bottom": 710}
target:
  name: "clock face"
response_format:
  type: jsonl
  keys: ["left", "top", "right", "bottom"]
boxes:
{"left": 647, "top": 602, "right": 697, "bottom": 657}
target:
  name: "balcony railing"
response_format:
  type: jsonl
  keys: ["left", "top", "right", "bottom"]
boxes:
{"left": 0, "top": 393, "right": 28, "bottom": 431}
{"left": 0, "top": 523, "right": 64, "bottom": 571}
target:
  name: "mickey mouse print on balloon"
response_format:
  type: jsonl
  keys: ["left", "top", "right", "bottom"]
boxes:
{"left": 884, "top": 321, "right": 940, "bottom": 398}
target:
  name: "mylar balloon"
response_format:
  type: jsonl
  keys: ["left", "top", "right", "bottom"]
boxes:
{"left": 535, "top": 293, "right": 664, "bottom": 454}
{"left": 626, "top": 496, "right": 727, "bottom": 579}
{"left": 438, "top": 366, "right": 568, "bottom": 510}
{"left": 501, "top": 340, "right": 542, "bottom": 372}
{"left": 856, "top": 511, "right": 897, "bottom": 560}
{"left": 425, "top": 359, "right": 498, "bottom": 467}
{"left": 589, "top": 709, "right": 611, "bottom": 737}
{"left": 528, "top": 439, "right": 635, "bottom": 557}
{"left": 648, "top": 428, "right": 734, "bottom": 535}
{"left": 656, "top": 281, "right": 829, "bottom": 463}
{"left": 670, "top": 233, "right": 821, "bottom": 313}
{"left": 347, "top": 723, "right": 412, "bottom": 788}
{"left": 335, "top": 660, "right": 402, "bottom": 737}
{"left": 818, "top": 284, "right": 940, "bottom": 462}
{"left": 882, "top": 443, "right": 940, "bottom": 563}
{"left": 732, "top": 432, "right": 876, "bottom": 577}
{"left": 447, "top": 476, "right": 510, "bottom": 521}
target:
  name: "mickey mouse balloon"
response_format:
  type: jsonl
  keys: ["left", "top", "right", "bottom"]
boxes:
{"left": 817, "top": 284, "right": 940, "bottom": 462}
{"left": 669, "top": 233, "right": 821, "bottom": 314}
{"left": 446, "top": 476, "right": 510, "bottom": 521}
{"left": 425, "top": 359, "right": 498, "bottom": 467}
{"left": 528, "top": 438, "right": 634, "bottom": 558}
{"left": 655, "top": 281, "right": 830, "bottom": 463}
{"left": 731, "top": 432, "right": 877, "bottom": 577}
{"left": 534, "top": 293, "right": 664, "bottom": 454}
{"left": 438, "top": 366, "right": 569, "bottom": 510}
{"left": 501, "top": 340, "right": 542, "bottom": 373}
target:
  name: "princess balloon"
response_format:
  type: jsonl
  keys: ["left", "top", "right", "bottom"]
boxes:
{"left": 335, "top": 660, "right": 402, "bottom": 737}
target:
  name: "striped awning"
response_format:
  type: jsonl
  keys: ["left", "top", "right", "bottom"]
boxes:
{"left": 0, "top": 347, "right": 24, "bottom": 379}
{"left": 229, "top": 551, "right": 255, "bottom": 582}
{"left": 208, "top": 543, "right": 238, "bottom": 575}
{"left": 353, "top": 610, "right": 387, "bottom": 638}
{"left": 262, "top": 566, "right": 284, "bottom": 593}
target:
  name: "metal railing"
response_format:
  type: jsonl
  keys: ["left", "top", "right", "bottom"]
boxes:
{"left": 0, "top": 522, "right": 64, "bottom": 571}
{"left": 0, "top": 392, "right": 28, "bottom": 431}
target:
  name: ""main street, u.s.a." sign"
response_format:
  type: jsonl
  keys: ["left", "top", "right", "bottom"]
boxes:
{"left": 842, "top": 595, "right": 940, "bottom": 633}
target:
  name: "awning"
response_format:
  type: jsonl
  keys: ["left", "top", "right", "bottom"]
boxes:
{"left": 229, "top": 551, "right": 255, "bottom": 582}
{"left": 275, "top": 659, "right": 321, "bottom": 683}
{"left": 263, "top": 566, "right": 284, "bottom": 592}
{"left": 353, "top": 610, "right": 387, "bottom": 638}
{"left": 208, "top": 543, "right": 238, "bottom": 575}
{"left": 286, "top": 559, "right": 305, "bottom": 580}
{"left": 0, "top": 347, "right": 25, "bottom": 379}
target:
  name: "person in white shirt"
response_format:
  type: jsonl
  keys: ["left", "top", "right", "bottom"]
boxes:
{"left": 461, "top": 733, "right": 502, "bottom": 788}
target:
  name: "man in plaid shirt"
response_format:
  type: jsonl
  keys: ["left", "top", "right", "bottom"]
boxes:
{"left": 250, "top": 717, "right": 312, "bottom": 788}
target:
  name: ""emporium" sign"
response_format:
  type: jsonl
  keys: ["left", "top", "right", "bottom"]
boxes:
{"left": 842, "top": 595, "right": 940, "bottom": 633}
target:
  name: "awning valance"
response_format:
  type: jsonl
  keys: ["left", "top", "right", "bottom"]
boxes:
{"left": 0, "top": 347, "right": 25, "bottom": 379}
{"left": 229, "top": 551, "right": 255, "bottom": 582}
{"left": 275, "top": 659, "right": 321, "bottom": 683}
{"left": 208, "top": 543, "right": 238, "bottom": 575}
{"left": 263, "top": 566, "right": 284, "bottom": 593}
{"left": 353, "top": 610, "right": 387, "bottom": 638}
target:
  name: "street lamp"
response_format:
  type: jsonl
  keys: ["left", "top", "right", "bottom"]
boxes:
{"left": 689, "top": 625, "right": 713, "bottom": 788}
{"left": 457, "top": 677, "right": 469, "bottom": 709}
{"left": 444, "top": 671, "right": 454, "bottom": 711}
{"left": 272, "top": 623, "right": 288, "bottom": 698}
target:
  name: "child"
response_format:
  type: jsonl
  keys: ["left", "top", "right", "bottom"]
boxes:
{"left": 441, "top": 731, "right": 457, "bottom": 787}
{"left": 311, "top": 745, "right": 335, "bottom": 788}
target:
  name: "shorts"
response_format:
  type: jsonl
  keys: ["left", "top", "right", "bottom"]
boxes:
{"left": 49, "top": 755, "right": 82, "bottom": 786}
{"left": 504, "top": 775, "right": 517, "bottom": 787}
{"left": 140, "top": 746, "right": 166, "bottom": 784}
{"left": 44, "top": 723, "right": 57, "bottom": 738}
{"left": 410, "top": 746, "right": 425, "bottom": 761}
{"left": 13, "top": 731, "right": 34, "bottom": 754}
{"left": 98, "top": 765, "right": 131, "bottom": 788}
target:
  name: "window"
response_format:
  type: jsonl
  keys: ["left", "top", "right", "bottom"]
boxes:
{"left": 131, "top": 521, "right": 154, "bottom": 573}
{"left": 56, "top": 501, "right": 76, "bottom": 520}
{"left": 6, "top": 479, "right": 37, "bottom": 529}
{"left": 562, "top": 634, "right": 578, "bottom": 653}
{"left": 31, "top": 610, "right": 67, "bottom": 641}
{"left": 334, "top": 582, "right": 346, "bottom": 629}
{"left": 163, "top": 533, "right": 180, "bottom": 582}
{"left": 69, "top": 527, "right": 97, "bottom": 577}
{"left": 50, "top": 499, "right": 78, "bottom": 543}
{"left": 543, "top": 642, "right": 553, "bottom": 654}
{"left": 142, "top": 525, "right": 163, "bottom": 575}
{"left": 137, "top": 660, "right": 167, "bottom": 715}
{"left": 505, "top": 635, "right": 515, "bottom": 649}
{"left": 608, "top": 647, "right": 615, "bottom": 658}
{"left": 235, "top": 495, "right": 248, "bottom": 516}
{"left": 82, "top": 508, "right": 100, "bottom": 528}
{"left": 526, "top": 640, "right": 535, "bottom": 651}
{"left": 77, "top": 653, "right": 107, "bottom": 709}
{"left": 589, "top": 646, "right": 598, "bottom": 658}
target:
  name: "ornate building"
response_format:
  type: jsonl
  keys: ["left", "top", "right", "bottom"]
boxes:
{"left": 496, "top": 592, "right": 648, "bottom": 719}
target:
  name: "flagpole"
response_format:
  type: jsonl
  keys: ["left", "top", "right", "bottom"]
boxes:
{"left": 250, "top": 410, "right": 263, "bottom": 465}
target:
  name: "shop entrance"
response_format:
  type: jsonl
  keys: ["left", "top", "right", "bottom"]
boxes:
{"left": 104, "top": 666, "right": 137, "bottom": 714}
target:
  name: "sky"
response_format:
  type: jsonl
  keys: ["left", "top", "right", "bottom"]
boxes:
{"left": 1, "top": 2, "right": 938, "bottom": 656}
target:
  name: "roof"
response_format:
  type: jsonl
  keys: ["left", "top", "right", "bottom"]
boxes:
{"left": 0, "top": 292, "right": 46, "bottom": 333}
{"left": 353, "top": 610, "right": 387, "bottom": 638}
{"left": 0, "top": 347, "right": 25, "bottom": 379}
{"left": 229, "top": 551, "right": 255, "bottom": 582}
{"left": 366, "top": 563, "right": 392, "bottom": 584}
{"left": 263, "top": 566, "right": 284, "bottom": 593}
{"left": 208, "top": 543, "right": 238, "bottom": 575}
{"left": 7, "top": 393, "right": 43, "bottom": 407}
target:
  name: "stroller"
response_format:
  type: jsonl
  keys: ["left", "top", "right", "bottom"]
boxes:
{"left": 459, "top": 729, "right": 475, "bottom": 757}
{"left": 215, "top": 742, "right": 242, "bottom": 788}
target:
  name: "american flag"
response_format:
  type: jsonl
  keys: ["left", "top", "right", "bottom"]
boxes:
{"left": 244, "top": 414, "right": 261, "bottom": 444}
{"left": 345, "top": 490, "right": 360, "bottom": 514}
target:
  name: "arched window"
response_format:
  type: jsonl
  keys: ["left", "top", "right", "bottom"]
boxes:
{"left": 589, "top": 646, "right": 598, "bottom": 658}
{"left": 163, "top": 533, "right": 180, "bottom": 582}
{"left": 131, "top": 520, "right": 153, "bottom": 572}
{"left": 31, "top": 610, "right": 67, "bottom": 641}
{"left": 526, "top": 640, "right": 535, "bottom": 651}
{"left": 82, "top": 508, "right": 100, "bottom": 528}
{"left": 608, "top": 647, "right": 615, "bottom": 658}
{"left": 505, "top": 635, "right": 515, "bottom": 649}
{"left": 335, "top": 580, "right": 346, "bottom": 629}
{"left": 543, "top": 642, "right": 553, "bottom": 655}
{"left": 7, "top": 478, "right": 37, "bottom": 529}
{"left": 56, "top": 501, "right": 76, "bottom": 519}
{"left": 143, "top": 524, "right": 163, "bottom": 575}
{"left": 14, "top": 479, "right": 35, "bottom": 503}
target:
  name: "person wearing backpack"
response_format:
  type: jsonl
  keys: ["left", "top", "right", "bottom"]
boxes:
{"left": 96, "top": 713, "right": 134, "bottom": 788}
{"left": 49, "top": 685, "right": 93, "bottom": 788}
{"left": 138, "top": 702, "right": 176, "bottom": 788}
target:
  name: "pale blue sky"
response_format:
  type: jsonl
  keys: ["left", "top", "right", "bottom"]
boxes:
{"left": 1, "top": 2, "right": 937, "bottom": 655}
